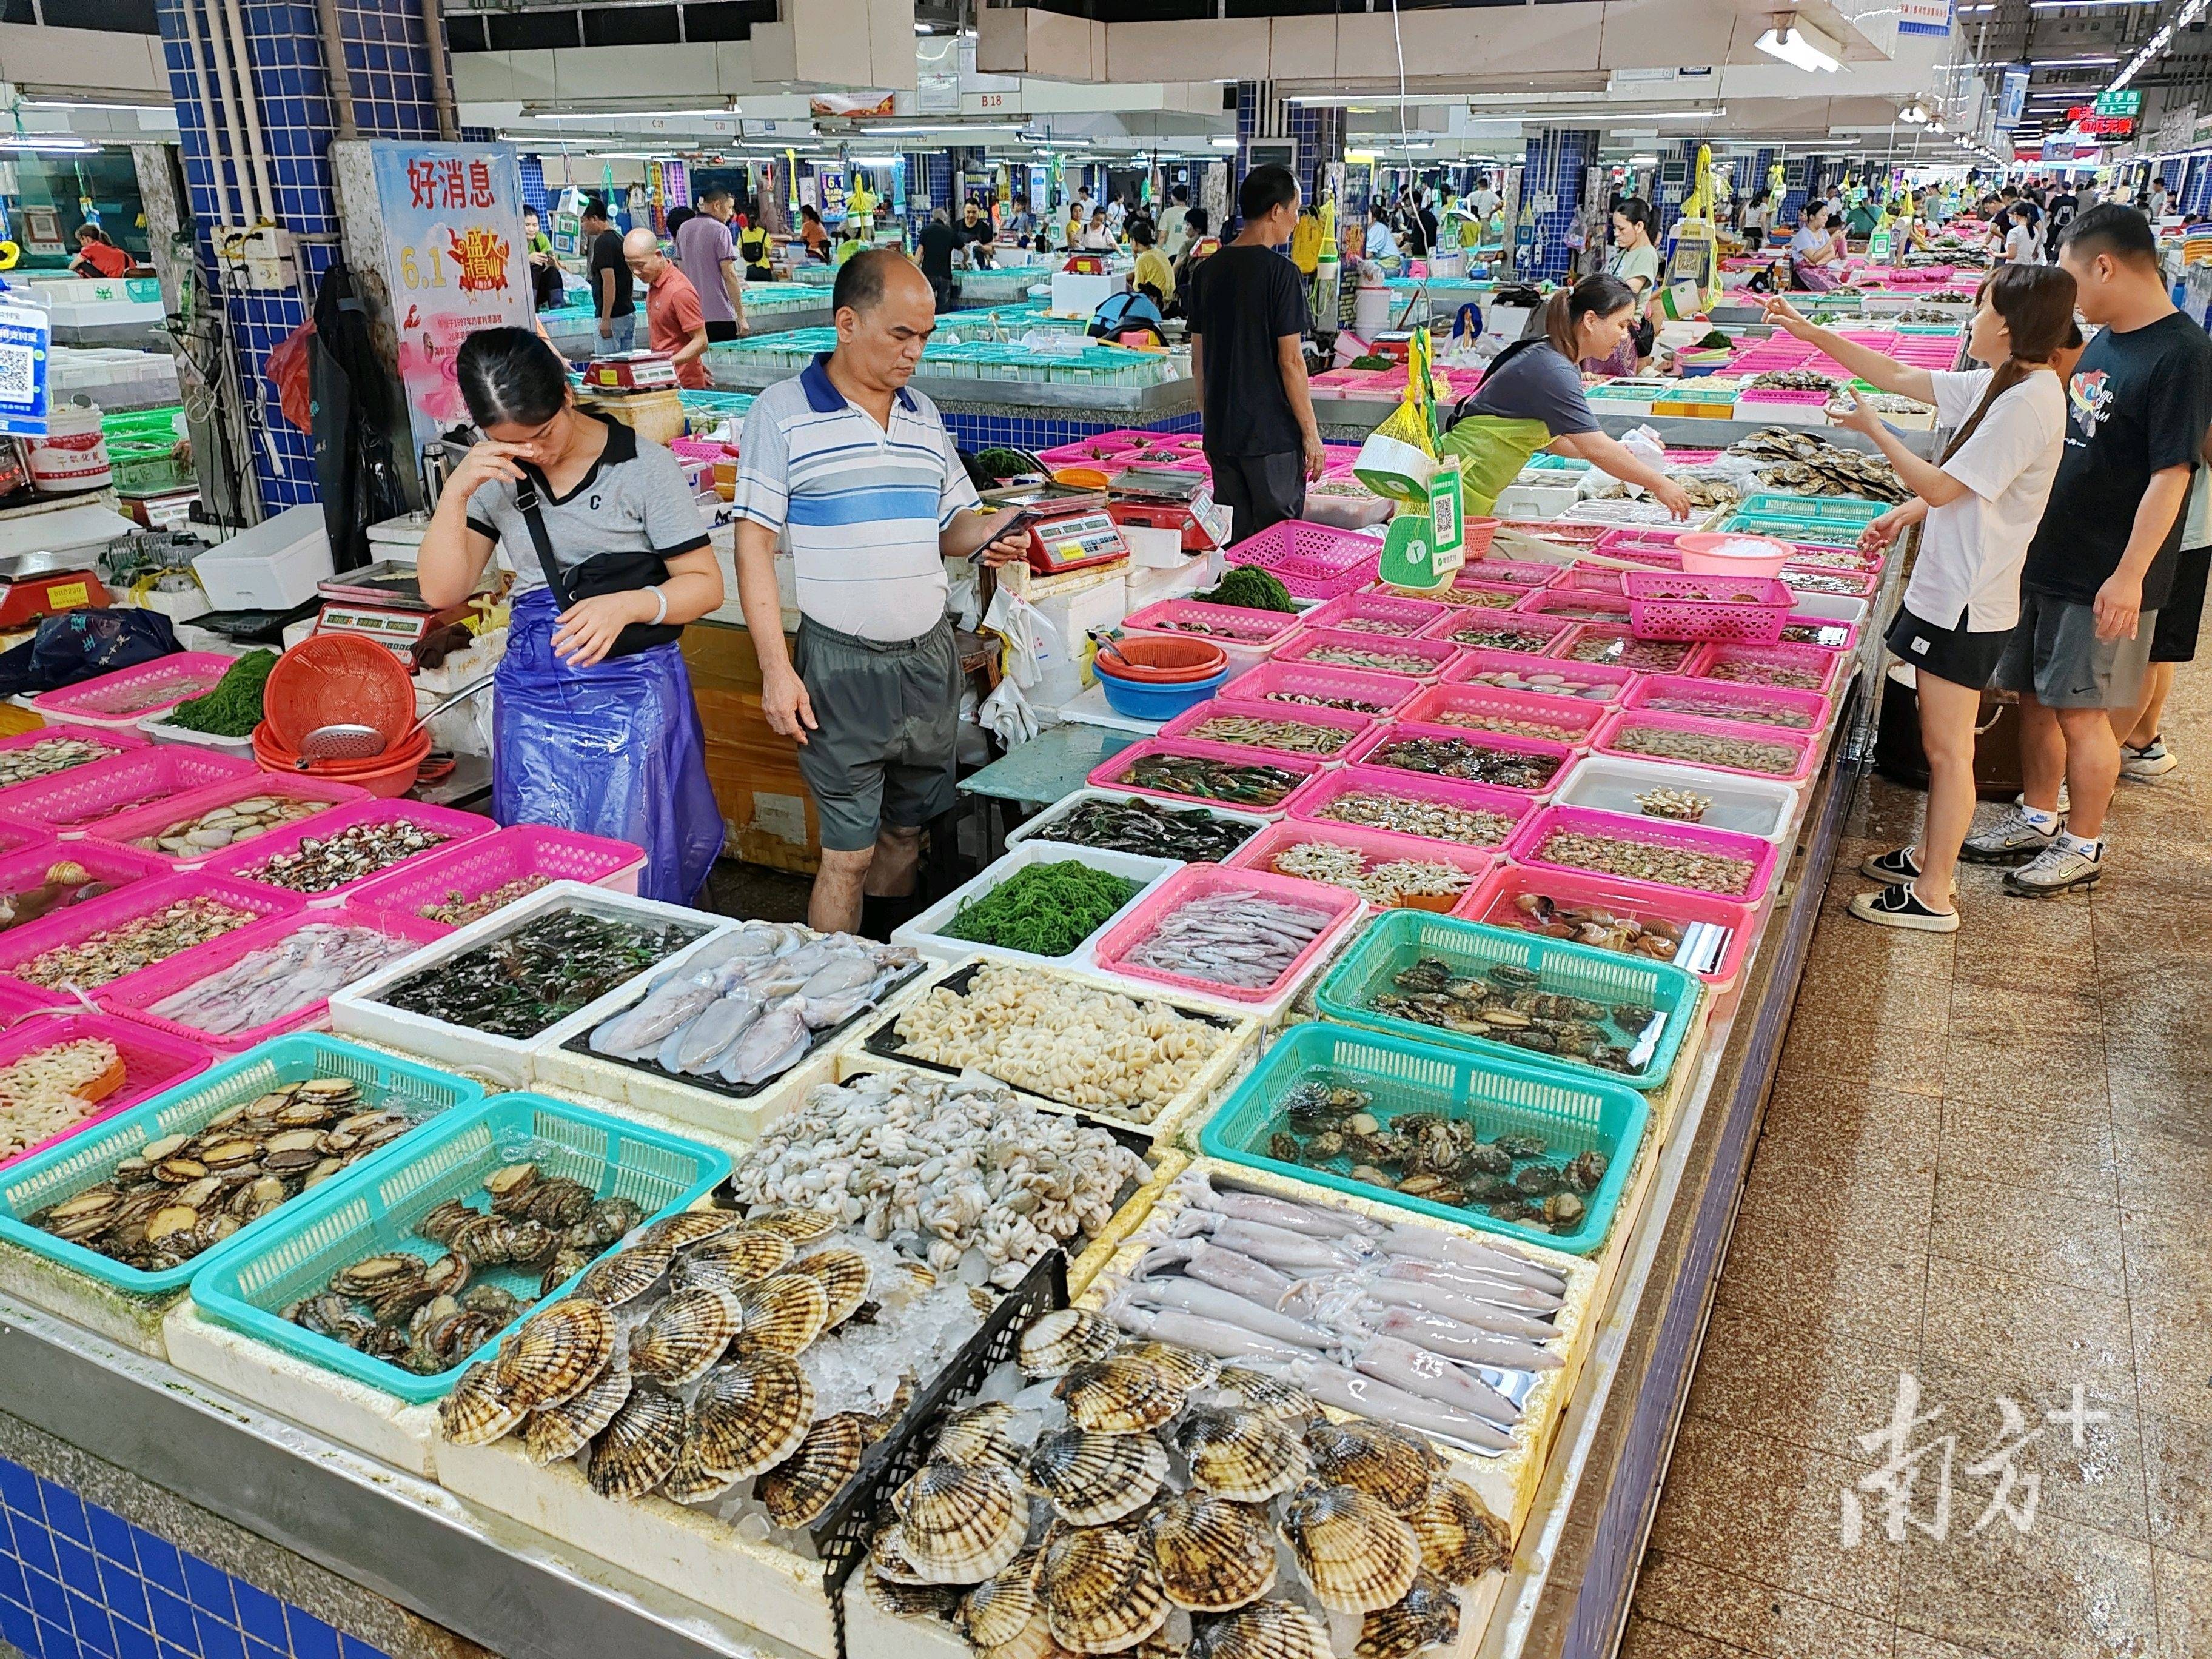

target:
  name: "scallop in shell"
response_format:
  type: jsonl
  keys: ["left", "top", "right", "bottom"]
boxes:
{"left": 960, "top": 1549, "right": 1041, "bottom": 1649}
{"left": 576, "top": 1241, "right": 672, "bottom": 1308}
{"left": 1281, "top": 1483, "right": 1421, "bottom": 1614}
{"left": 1027, "top": 1427, "right": 1169, "bottom": 1525}
{"left": 1175, "top": 1409, "right": 1309, "bottom": 1503}
{"left": 691, "top": 1351, "right": 815, "bottom": 1479}
{"left": 522, "top": 1358, "right": 633, "bottom": 1466}
{"left": 1355, "top": 1571, "right": 1460, "bottom": 1659}
{"left": 787, "top": 1244, "right": 871, "bottom": 1327}
{"left": 1143, "top": 1490, "right": 1276, "bottom": 1612}
{"left": 677, "top": 1227, "right": 795, "bottom": 1294}
{"left": 934, "top": 1401, "right": 1025, "bottom": 1472}
{"left": 586, "top": 1381, "right": 686, "bottom": 1500}
{"left": 1188, "top": 1601, "right": 1332, "bottom": 1659}
{"left": 757, "top": 1412, "right": 868, "bottom": 1529}
{"left": 439, "top": 1361, "right": 526, "bottom": 1445}
{"left": 1406, "top": 1483, "right": 1511, "bottom": 1584}
{"left": 894, "top": 1458, "right": 1029, "bottom": 1584}
{"left": 745, "top": 1207, "right": 839, "bottom": 1243}
{"left": 636, "top": 1207, "right": 743, "bottom": 1253}
{"left": 870, "top": 1523, "right": 932, "bottom": 1586}
{"left": 1210, "top": 1366, "right": 1316, "bottom": 1422}
{"left": 1116, "top": 1339, "right": 1220, "bottom": 1392}
{"left": 627, "top": 1287, "right": 741, "bottom": 1385}
{"left": 868, "top": 1576, "right": 959, "bottom": 1621}
{"left": 737, "top": 1270, "right": 832, "bottom": 1356}
{"left": 660, "top": 1429, "right": 747, "bottom": 1505}
{"left": 494, "top": 1297, "right": 615, "bottom": 1410}
{"left": 1019, "top": 1308, "right": 1119, "bottom": 1379}
{"left": 980, "top": 1614, "right": 1081, "bottom": 1659}
{"left": 1304, "top": 1421, "right": 1446, "bottom": 1515}
{"left": 1056, "top": 1354, "right": 1184, "bottom": 1433}
{"left": 1035, "top": 1522, "right": 1172, "bottom": 1654}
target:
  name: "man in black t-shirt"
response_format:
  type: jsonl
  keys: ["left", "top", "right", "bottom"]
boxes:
{"left": 581, "top": 198, "right": 635, "bottom": 352}
{"left": 1187, "top": 165, "right": 1324, "bottom": 543}
{"left": 917, "top": 209, "right": 960, "bottom": 312}
{"left": 1966, "top": 205, "right": 2212, "bottom": 894}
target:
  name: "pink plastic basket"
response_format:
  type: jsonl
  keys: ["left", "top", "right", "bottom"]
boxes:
{"left": 1623, "top": 675, "right": 1832, "bottom": 734}
{"left": 1594, "top": 529, "right": 1692, "bottom": 568}
{"left": 345, "top": 823, "right": 646, "bottom": 925}
{"left": 1447, "top": 557, "right": 1561, "bottom": 589}
{"left": 1159, "top": 696, "right": 1375, "bottom": 762}
{"left": 1694, "top": 642, "right": 1846, "bottom": 695}
{"left": 0, "top": 1010, "right": 215, "bottom": 1170}
{"left": 1037, "top": 434, "right": 1148, "bottom": 469}
{"left": 1400, "top": 682, "right": 1607, "bottom": 748}
{"left": 1456, "top": 862, "right": 1759, "bottom": 990}
{"left": 1387, "top": 579, "right": 1525, "bottom": 612}
{"left": 30, "top": 653, "right": 241, "bottom": 728}
{"left": 81, "top": 774, "right": 372, "bottom": 868}
{"left": 1663, "top": 449, "right": 1722, "bottom": 465}
{"left": 1087, "top": 737, "right": 1326, "bottom": 815}
{"left": 0, "top": 748, "right": 257, "bottom": 837}
{"left": 1734, "top": 387, "right": 1833, "bottom": 415}
{"left": 1299, "top": 591, "right": 1451, "bottom": 637}
{"left": 1621, "top": 569, "right": 1794, "bottom": 646}
{"left": 1224, "top": 520, "right": 1386, "bottom": 600}
{"left": 1497, "top": 520, "right": 1611, "bottom": 553}
{"left": 1558, "top": 563, "right": 1631, "bottom": 595}
{"left": 0, "top": 819, "right": 55, "bottom": 862}
{"left": 1224, "top": 819, "right": 1498, "bottom": 912}
{"left": 1089, "top": 863, "right": 1361, "bottom": 1005}
{"left": 1550, "top": 625, "right": 1709, "bottom": 675}
{"left": 0, "top": 842, "right": 168, "bottom": 917}
{"left": 1218, "top": 662, "right": 1423, "bottom": 717}
{"left": 0, "top": 726, "right": 147, "bottom": 795}
{"left": 1122, "top": 598, "right": 1304, "bottom": 651}
{"left": 1344, "top": 720, "right": 1574, "bottom": 798}
{"left": 1593, "top": 708, "right": 1818, "bottom": 783}
{"left": 199, "top": 800, "right": 494, "bottom": 905}
{"left": 1506, "top": 803, "right": 1780, "bottom": 905}
{"left": 1282, "top": 765, "right": 1536, "bottom": 851}
{"left": 1515, "top": 589, "right": 1634, "bottom": 626}
{"left": 1272, "top": 627, "right": 1461, "bottom": 680}
{"left": 1443, "top": 650, "right": 1634, "bottom": 703}
{"left": 96, "top": 904, "right": 448, "bottom": 1053}
{"left": 1416, "top": 608, "right": 1573, "bottom": 657}
{"left": 0, "top": 872, "right": 307, "bottom": 1005}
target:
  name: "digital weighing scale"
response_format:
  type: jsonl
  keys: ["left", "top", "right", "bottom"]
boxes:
{"left": 1108, "top": 468, "right": 1225, "bottom": 552}
{"left": 312, "top": 561, "right": 495, "bottom": 659}
{"left": 583, "top": 351, "right": 679, "bottom": 392}
{"left": 0, "top": 566, "right": 107, "bottom": 629}
{"left": 983, "top": 482, "right": 1129, "bottom": 576}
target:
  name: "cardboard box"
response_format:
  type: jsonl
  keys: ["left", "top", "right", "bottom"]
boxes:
{"left": 682, "top": 618, "right": 822, "bottom": 875}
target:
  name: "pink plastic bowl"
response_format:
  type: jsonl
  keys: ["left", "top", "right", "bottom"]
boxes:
{"left": 1674, "top": 533, "right": 1796, "bottom": 578}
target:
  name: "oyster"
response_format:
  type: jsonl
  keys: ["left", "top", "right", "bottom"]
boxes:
{"left": 934, "top": 1401, "right": 1026, "bottom": 1472}
{"left": 1056, "top": 1354, "right": 1185, "bottom": 1433}
{"left": 896, "top": 1458, "right": 1028, "bottom": 1584}
{"left": 1019, "top": 1307, "right": 1121, "bottom": 1379}
{"left": 757, "top": 1412, "right": 868, "bottom": 1529}
{"left": 1175, "top": 1409, "right": 1308, "bottom": 1503}
{"left": 961, "top": 1550, "right": 1042, "bottom": 1649}
{"left": 691, "top": 1352, "right": 816, "bottom": 1480}
{"left": 587, "top": 1381, "right": 686, "bottom": 1500}
{"left": 494, "top": 1297, "right": 615, "bottom": 1410}
{"left": 635, "top": 1207, "right": 743, "bottom": 1253}
{"left": 523, "top": 1361, "right": 634, "bottom": 1466}
{"left": 787, "top": 1244, "right": 872, "bottom": 1328}
{"left": 1304, "top": 1421, "right": 1446, "bottom": 1515}
{"left": 737, "top": 1271, "right": 832, "bottom": 1356}
{"left": 1281, "top": 1483, "right": 1422, "bottom": 1614}
{"left": 1036, "top": 1522, "right": 1172, "bottom": 1653}
{"left": 1209, "top": 1367, "right": 1316, "bottom": 1422}
{"left": 1027, "top": 1427, "right": 1170, "bottom": 1525}
{"left": 1355, "top": 1571, "right": 1460, "bottom": 1659}
{"left": 1144, "top": 1490, "right": 1276, "bottom": 1611}
{"left": 1406, "top": 1483, "right": 1512, "bottom": 1584}
{"left": 1187, "top": 1600, "right": 1332, "bottom": 1659}
{"left": 439, "top": 1361, "right": 526, "bottom": 1445}
{"left": 576, "top": 1241, "right": 672, "bottom": 1307}
{"left": 678, "top": 1226, "right": 797, "bottom": 1293}
{"left": 627, "top": 1287, "right": 740, "bottom": 1385}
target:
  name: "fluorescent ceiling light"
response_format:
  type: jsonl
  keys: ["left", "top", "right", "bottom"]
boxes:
{"left": 18, "top": 99, "right": 170, "bottom": 112}
{"left": 0, "top": 135, "right": 93, "bottom": 150}
{"left": 2025, "top": 56, "right": 2117, "bottom": 65}
{"left": 1524, "top": 109, "right": 1722, "bottom": 122}
{"left": 1210, "top": 135, "right": 1239, "bottom": 148}
{"left": 1756, "top": 16, "right": 1840, "bottom": 72}
{"left": 867, "top": 123, "right": 1030, "bottom": 135}
{"left": 849, "top": 155, "right": 904, "bottom": 165}
{"left": 535, "top": 108, "right": 737, "bottom": 121}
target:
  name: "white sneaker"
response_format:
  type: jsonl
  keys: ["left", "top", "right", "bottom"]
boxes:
{"left": 2122, "top": 737, "right": 2177, "bottom": 779}
{"left": 1963, "top": 807, "right": 2059, "bottom": 866}
{"left": 2005, "top": 838, "right": 2104, "bottom": 896}
{"left": 2014, "top": 784, "right": 2071, "bottom": 814}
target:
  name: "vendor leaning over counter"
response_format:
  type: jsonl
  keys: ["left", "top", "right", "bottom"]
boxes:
{"left": 732, "top": 249, "right": 1033, "bottom": 939}
{"left": 418, "top": 327, "right": 726, "bottom": 905}
{"left": 1439, "top": 274, "right": 1693, "bottom": 520}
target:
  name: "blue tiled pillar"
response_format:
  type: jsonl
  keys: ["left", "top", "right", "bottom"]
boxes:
{"left": 1233, "top": 85, "right": 1342, "bottom": 235}
{"left": 1518, "top": 129, "right": 1596, "bottom": 281}
{"left": 156, "top": 0, "right": 450, "bottom": 512}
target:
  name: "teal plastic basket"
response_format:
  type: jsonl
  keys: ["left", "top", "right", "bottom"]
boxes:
{"left": 189, "top": 1091, "right": 731, "bottom": 1403}
{"left": 0, "top": 1036, "right": 481, "bottom": 1297}
{"left": 1729, "top": 492, "right": 1887, "bottom": 526}
{"left": 1312, "top": 911, "right": 1701, "bottom": 1093}
{"left": 1197, "top": 1021, "right": 1646, "bottom": 1256}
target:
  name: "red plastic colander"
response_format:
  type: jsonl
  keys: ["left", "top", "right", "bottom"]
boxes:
{"left": 261, "top": 636, "right": 417, "bottom": 751}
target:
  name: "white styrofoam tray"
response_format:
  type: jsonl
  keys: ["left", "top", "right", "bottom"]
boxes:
{"left": 1004, "top": 786, "right": 1272, "bottom": 859}
{"left": 891, "top": 842, "right": 1176, "bottom": 973}
{"left": 1549, "top": 754, "right": 1805, "bottom": 845}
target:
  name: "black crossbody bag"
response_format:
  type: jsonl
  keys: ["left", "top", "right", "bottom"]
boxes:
{"left": 509, "top": 425, "right": 683, "bottom": 660}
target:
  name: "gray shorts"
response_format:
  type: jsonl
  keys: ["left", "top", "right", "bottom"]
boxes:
{"left": 793, "top": 616, "right": 960, "bottom": 853}
{"left": 1992, "top": 589, "right": 2159, "bottom": 711}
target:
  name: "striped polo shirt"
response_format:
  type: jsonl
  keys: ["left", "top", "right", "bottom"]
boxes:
{"left": 731, "top": 354, "right": 980, "bottom": 643}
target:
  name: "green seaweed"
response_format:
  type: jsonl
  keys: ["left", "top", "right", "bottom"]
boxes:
{"left": 161, "top": 649, "right": 277, "bottom": 737}
{"left": 942, "top": 860, "right": 1141, "bottom": 957}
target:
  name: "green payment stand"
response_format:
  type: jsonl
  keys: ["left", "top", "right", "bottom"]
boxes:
{"left": 1378, "top": 457, "right": 1469, "bottom": 591}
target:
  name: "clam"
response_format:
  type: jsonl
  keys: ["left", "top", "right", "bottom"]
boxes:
{"left": 575, "top": 1241, "right": 672, "bottom": 1307}
{"left": 586, "top": 1382, "right": 687, "bottom": 1500}
{"left": 691, "top": 1352, "right": 816, "bottom": 1480}
{"left": 787, "top": 1245, "right": 871, "bottom": 1327}
{"left": 523, "top": 1361, "right": 634, "bottom": 1466}
{"left": 439, "top": 1361, "right": 526, "bottom": 1445}
{"left": 934, "top": 1401, "right": 1026, "bottom": 1472}
{"left": 1115, "top": 1339, "right": 1221, "bottom": 1393}
{"left": 1281, "top": 1483, "right": 1421, "bottom": 1614}
{"left": 894, "top": 1459, "right": 1028, "bottom": 1584}
{"left": 1019, "top": 1308, "right": 1120, "bottom": 1379}
{"left": 677, "top": 1227, "right": 796, "bottom": 1294}
{"left": 1406, "top": 1483, "right": 1511, "bottom": 1584}
{"left": 1210, "top": 1367, "right": 1316, "bottom": 1422}
{"left": 736, "top": 1270, "right": 831, "bottom": 1356}
{"left": 494, "top": 1297, "right": 615, "bottom": 1410}
{"left": 1035, "top": 1522, "right": 1171, "bottom": 1653}
{"left": 1144, "top": 1490, "right": 1276, "bottom": 1611}
{"left": 961, "top": 1550, "right": 1041, "bottom": 1649}
{"left": 1355, "top": 1571, "right": 1460, "bottom": 1659}
{"left": 1304, "top": 1421, "right": 1446, "bottom": 1515}
{"left": 1056, "top": 1354, "right": 1184, "bottom": 1433}
{"left": 636, "top": 1206, "right": 743, "bottom": 1253}
{"left": 627, "top": 1287, "right": 740, "bottom": 1385}
{"left": 1175, "top": 1409, "right": 1309, "bottom": 1503}
{"left": 745, "top": 1207, "right": 839, "bottom": 1244}
{"left": 757, "top": 1412, "right": 868, "bottom": 1529}
{"left": 1188, "top": 1601, "right": 1331, "bottom": 1659}
{"left": 1027, "top": 1427, "right": 1170, "bottom": 1525}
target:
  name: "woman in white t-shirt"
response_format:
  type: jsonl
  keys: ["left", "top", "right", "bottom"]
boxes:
{"left": 1763, "top": 264, "right": 2080, "bottom": 931}
{"left": 2002, "top": 203, "right": 2040, "bottom": 264}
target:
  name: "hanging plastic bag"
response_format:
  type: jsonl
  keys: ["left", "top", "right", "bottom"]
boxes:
{"left": 978, "top": 677, "right": 1039, "bottom": 748}
{"left": 981, "top": 585, "right": 1059, "bottom": 691}
{"left": 491, "top": 591, "right": 724, "bottom": 904}
{"left": 0, "top": 609, "right": 178, "bottom": 700}
{"left": 265, "top": 318, "right": 316, "bottom": 435}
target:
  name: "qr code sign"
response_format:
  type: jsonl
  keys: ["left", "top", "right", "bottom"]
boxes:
{"left": 0, "top": 344, "right": 36, "bottom": 404}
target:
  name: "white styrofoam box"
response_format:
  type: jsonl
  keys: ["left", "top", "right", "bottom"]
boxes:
{"left": 329, "top": 880, "right": 737, "bottom": 1089}
{"left": 0, "top": 501, "right": 137, "bottom": 563}
{"left": 1049, "top": 269, "right": 1125, "bottom": 318}
{"left": 1791, "top": 589, "right": 1869, "bottom": 630}
{"left": 192, "top": 504, "right": 334, "bottom": 610}
{"left": 1121, "top": 523, "right": 1186, "bottom": 568}
{"left": 1022, "top": 564, "right": 1130, "bottom": 712}
{"left": 1004, "top": 786, "right": 1270, "bottom": 858}
{"left": 1493, "top": 478, "right": 1581, "bottom": 517}
{"left": 1121, "top": 554, "right": 1212, "bottom": 611}
{"left": 893, "top": 841, "right": 1176, "bottom": 972}
{"left": 1550, "top": 754, "right": 1803, "bottom": 844}
{"left": 136, "top": 709, "right": 255, "bottom": 756}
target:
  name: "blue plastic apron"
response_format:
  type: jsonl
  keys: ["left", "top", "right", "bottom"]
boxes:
{"left": 492, "top": 588, "right": 725, "bottom": 905}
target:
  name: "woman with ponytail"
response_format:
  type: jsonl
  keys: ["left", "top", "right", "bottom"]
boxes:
{"left": 1763, "top": 265, "right": 2079, "bottom": 931}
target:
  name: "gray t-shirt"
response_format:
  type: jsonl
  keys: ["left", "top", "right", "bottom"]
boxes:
{"left": 463, "top": 417, "right": 709, "bottom": 596}
{"left": 1463, "top": 340, "right": 1598, "bottom": 437}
